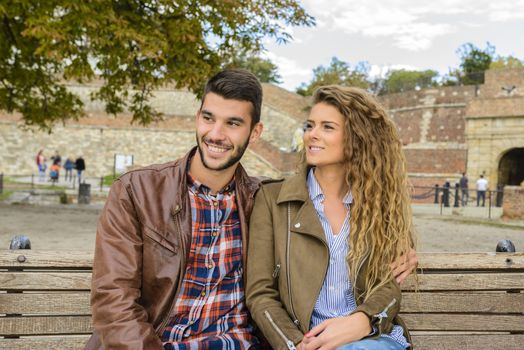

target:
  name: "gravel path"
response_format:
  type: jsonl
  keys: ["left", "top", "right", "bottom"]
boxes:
{"left": 1, "top": 203, "right": 523, "bottom": 252}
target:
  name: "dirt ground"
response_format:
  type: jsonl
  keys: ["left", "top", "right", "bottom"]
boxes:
{"left": 1, "top": 203, "right": 523, "bottom": 253}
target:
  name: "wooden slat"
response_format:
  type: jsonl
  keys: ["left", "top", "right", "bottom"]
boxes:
{"left": 0, "top": 272, "right": 91, "bottom": 291}
{"left": 410, "top": 334, "right": 524, "bottom": 350}
{"left": 402, "top": 292, "right": 524, "bottom": 313}
{"left": 0, "top": 316, "right": 92, "bottom": 336}
{"left": 0, "top": 250, "right": 93, "bottom": 269}
{"left": 402, "top": 314, "right": 524, "bottom": 332}
{"left": 0, "top": 335, "right": 89, "bottom": 350}
{"left": 417, "top": 252, "right": 524, "bottom": 270}
{"left": 0, "top": 293, "right": 91, "bottom": 314}
{"left": 402, "top": 272, "right": 524, "bottom": 291}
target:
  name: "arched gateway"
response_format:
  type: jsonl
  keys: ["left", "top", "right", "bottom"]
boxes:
{"left": 498, "top": 148, "right": 524, "bottom": 186}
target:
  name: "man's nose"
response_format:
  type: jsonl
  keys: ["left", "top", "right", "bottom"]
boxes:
{"left": 207, "top": 122, "right": 226, "bottom": 140}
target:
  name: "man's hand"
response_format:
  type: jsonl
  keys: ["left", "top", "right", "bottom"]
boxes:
{"left": 390, "top": 248, "right": 418, "bottom": 284}
{"left": 300, "top": 312, "right": 371, "bottom": 350}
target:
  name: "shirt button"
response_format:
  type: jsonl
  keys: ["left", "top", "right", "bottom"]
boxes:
{"left": 212, "top": 232, "right": 218, "bottom": 237}
{"left": 188, "top": 320, "right": 195, "bottom": 325}
{"left": 207, "top": 264, "right": 213, "bottom": 269}
{"left": 201, "top": 291, "right": 206, "bottom": 297}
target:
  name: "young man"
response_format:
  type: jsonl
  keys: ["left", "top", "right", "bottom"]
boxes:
{"left": 476, "top": 174, "right": 489, "bottom": 207}
{"left": 86, "top": 69, "right": 416, "bottom": 349}
{"left": 460, "top": 172, "right": 469, "bottom": 206}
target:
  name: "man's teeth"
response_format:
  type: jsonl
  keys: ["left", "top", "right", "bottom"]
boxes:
{"left": 208, "top": 145, "right": 227, "bottom": 153}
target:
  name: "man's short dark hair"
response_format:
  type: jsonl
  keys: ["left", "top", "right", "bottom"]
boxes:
{"left": 202, "top": 69, "right": 263, "bottom": 126}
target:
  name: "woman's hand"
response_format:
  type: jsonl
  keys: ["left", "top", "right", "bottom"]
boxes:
{"left": 300, "top": 312, "right": 371, "bottom": 350}
{"left": 391, "top": 248, "right": 418, "bottom": 284}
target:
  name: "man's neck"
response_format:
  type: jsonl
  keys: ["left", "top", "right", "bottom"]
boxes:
{"left": 189, "top": 152, "right": 238, "bottom": 194}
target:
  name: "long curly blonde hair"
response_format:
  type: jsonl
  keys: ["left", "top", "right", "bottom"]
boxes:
{"left": 312, "top": 85, "right": 416, "bottom": 301}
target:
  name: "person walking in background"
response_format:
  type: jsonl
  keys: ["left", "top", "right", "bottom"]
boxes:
{"left": 476, "top": 174, "right": 489, "bottom": 207}
{"left": 49, "top": 163, "right": 60, "bottom": 185}
{"left": 64, "top": 157, "right": 74, "bottom": 181}
{"left": 75, "top": 156, "right": 86, "bottom": 183}
{"left": 51, "top": 150, "right": 62, "bottom": 166}
{"left": 50, "top": 150, "right": 62, "bottom": 181}
{"left": 460, "top": 172, "right": 469, "bottom": 206}
{"left": 35, "top": 149, "right": 46, "bottom": 182}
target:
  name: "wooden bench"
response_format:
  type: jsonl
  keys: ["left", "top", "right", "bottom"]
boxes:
{"left": 401, "top": 252, "right": 524, "bottom": 349}
{"left": 0, "top": 250, "right": 523, "bottom": 349}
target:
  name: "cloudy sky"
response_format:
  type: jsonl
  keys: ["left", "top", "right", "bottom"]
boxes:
{"left": 264, "top": 0, "right": 524, "bottom": 91}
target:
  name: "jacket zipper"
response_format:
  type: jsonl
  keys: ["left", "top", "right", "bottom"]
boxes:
{"left": 372, "top": 298, "right": 397, "bottom": 329}
{"left": 155, "top": 211, "right": 184, "bottom": 336}
{"left": 264, "top": 310, "right": 297, "bottom": 350}
{"left": 272, "top": 263, "right": 281, "bottom": 279}
{"left": 286, "top": 204, "right": 300, "bottom": 327}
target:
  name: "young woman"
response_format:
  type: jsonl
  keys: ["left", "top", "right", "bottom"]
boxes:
{"left": 246, "top": 86, "right": 416, "bottom": 350}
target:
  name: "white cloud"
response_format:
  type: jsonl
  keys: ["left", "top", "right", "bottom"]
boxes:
{"left": 302, "top": 0, "right": 524, "bottom": 51}
{"left": 263, "top": 52, "right": 312, "bottom": 90}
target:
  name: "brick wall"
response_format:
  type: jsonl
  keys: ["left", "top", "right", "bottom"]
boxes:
{"left": 502, "top": 186, "right": 524, "bottom": 219}
{"left": 404, "top": 149, "right": 467, "bottom": 174}
{"left": 390, "top": 110, "right": 423, "bottom": 144}
{"left": 378, "top": 85, "right": 477, "bottom": 109}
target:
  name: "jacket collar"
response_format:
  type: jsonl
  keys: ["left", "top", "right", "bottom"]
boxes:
{"left": 276, "top": 163, "right": 310, "bottom": 204}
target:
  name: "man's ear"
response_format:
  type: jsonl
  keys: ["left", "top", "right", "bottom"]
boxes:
{"left": 249, "top": 122, "right": 264, "bottom": 143}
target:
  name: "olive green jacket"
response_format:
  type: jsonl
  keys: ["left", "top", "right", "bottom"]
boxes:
{"left": 246, "top": 167, "right": 411, "bottom": 350}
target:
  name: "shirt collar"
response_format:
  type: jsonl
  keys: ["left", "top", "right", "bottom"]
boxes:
{"left": 307, "top": 168, "right": 353, "bottom": 205}
{"left": 187, "top": 172, "right": 235, "bottom": 195}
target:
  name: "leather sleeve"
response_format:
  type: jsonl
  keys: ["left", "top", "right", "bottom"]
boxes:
{"left": 245, "top": 186, "right": 303, "bottom": 349}
{"left": 352, "top": 278, "right": 402, "bottom": 335}
{"left": 91, "top": 179, "right": 163, "bottom": 349}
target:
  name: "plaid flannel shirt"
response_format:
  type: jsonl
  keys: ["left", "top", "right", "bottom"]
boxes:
{"left": 161, "top": 174, "right": 255, "bottom": 350}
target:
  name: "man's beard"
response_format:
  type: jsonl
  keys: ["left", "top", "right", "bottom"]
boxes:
{"left": 196, "top": 134, "right": 250, "bottom": 171}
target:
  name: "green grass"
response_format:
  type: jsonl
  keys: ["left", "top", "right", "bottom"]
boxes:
{"left": 102, "top": 174, "right": 122, "bottom": 187}
{"left": 37, "top": 184, "right": 67, "bottom": 190}
{"left": 0, "top": 190, "right": 13, "bottom": 201}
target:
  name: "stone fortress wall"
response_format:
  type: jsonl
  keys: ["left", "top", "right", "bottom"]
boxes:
{"left": 1, "top": 69, "right": 523, "bottom": 193}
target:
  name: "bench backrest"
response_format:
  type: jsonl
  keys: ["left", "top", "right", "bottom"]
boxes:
{"left": 401, "top": 252, "right": 524, "bottom": 350}
{"left": 1, "top": 251, "right": 523, "bottom": 350}
{"left": 0, "top": 250, "right": 93, "bottom": 349}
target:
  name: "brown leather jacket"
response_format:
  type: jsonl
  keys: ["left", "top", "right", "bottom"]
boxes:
{"left": 85, "top": 148, "right": 262, "bottom": 349}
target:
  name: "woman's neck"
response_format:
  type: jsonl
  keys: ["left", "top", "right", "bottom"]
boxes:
{"left": 313, "top": 164, "right": 348, "bottom": 200}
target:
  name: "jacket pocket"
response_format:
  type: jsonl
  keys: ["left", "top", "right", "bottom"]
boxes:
{"left": 264, "top": 310, "right": 297, "bottom": 350}
{"left": 143, "top": 225, "right": 178, "bottom": 254}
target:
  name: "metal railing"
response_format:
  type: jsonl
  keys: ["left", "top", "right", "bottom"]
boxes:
{"left": 0, "top": 173, "right": 113, "bottom": 193}
{"left": 411, "top": 184, "right": 504, "bottom": 219}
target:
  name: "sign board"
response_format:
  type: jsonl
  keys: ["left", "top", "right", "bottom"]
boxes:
{"left": 114, "top": 154, "right": 134, "bottom": 175}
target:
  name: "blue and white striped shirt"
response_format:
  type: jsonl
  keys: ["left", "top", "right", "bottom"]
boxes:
{"left": 307, "top": 169, "right": 409, "bottom": 348}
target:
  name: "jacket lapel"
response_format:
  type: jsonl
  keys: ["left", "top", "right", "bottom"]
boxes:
{"left": 277, "top": 164, "right": 327, "bottom": 246}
